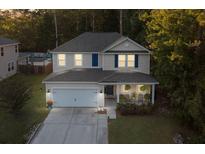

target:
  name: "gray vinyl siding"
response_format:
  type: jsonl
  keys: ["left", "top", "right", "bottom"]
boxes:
{"left": 53, "top": 53, "right": 102, "bottom": 73}
{"left": 0, "top": 45, "right": 18, "bottom": 80}
{"left": 102, "top": 54, "right": 150, "bottom": 74}
{"left": 53, "top": 52, "right": 150, "bottom": 74}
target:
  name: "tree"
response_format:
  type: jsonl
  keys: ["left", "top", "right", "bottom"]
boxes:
{"left": 140, "top": 10, "right": 205, "bottom": 137}
{"left": 0, "top": 76, "right": 31, "bottom": 113}
{"left": 119, "top": 9, "right": 123, "bottom": 34}
{"left": 53, "top": 10, "right": 58, "bottom": 47}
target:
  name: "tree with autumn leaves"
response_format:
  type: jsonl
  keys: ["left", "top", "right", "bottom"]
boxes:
{"left": 141, "top": 10, "right": 205, "bottom": 142}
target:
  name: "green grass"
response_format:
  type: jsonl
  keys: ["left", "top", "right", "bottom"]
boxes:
{"left": 0, "top": 73, "right": 49, "bottom": 143}
{"left": 109, "top": 114, "right": 193, "bottom": 144}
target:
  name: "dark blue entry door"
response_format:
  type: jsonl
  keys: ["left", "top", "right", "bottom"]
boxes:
{"left": 104, "top": 85, "right": 114, "bottom": 95}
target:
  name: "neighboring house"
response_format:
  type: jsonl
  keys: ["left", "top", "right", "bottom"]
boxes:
{"left": 18, "top": 52, "right": 52, "bottom": 74}
{"left": 0, "top": 37, "right": 19, "bottom": 80}
{"left": 43, "top": 32, "right": 158, "bottom": 108}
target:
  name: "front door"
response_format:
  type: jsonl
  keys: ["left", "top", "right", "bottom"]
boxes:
{"left": 104, "top": 85, "right": 114, "bottom": 96}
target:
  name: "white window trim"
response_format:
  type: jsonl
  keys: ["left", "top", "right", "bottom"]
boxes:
{"left": 57, "top": 54, "right": 66, "bottom": 66}
{"left": 74, "top": 54, "right": 83, "bottom": 66}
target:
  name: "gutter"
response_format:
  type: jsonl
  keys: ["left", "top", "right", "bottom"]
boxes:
{"left": 98, "top": 82, "right": 159, "bottom": 85}
{"left": 0, "top": 43, "right": 19, "bottom": 47}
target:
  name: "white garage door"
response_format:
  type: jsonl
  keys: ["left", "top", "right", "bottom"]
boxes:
{"left": 52, "top": 89, "right": 98, "bottom": 107}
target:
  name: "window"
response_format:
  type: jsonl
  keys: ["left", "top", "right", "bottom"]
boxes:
{"left": 127, "top": 55, "right": 135, "bottom": 67}
{"left": 58, "top": 54, "right": 66, "bottom": 66}
{"left": 75, "top": 54, "right": 82, "bottom": 66}
{"left": 1, "top": 47, "right": 4, "bottom": 56}
{"left": 15, "top": 45, "right": 18, "bottom": 53}
{"left": 11, "top": 62, "right": 14, "bottom": 70}
{"left": 118, "top": 55, "right": 126, "bottom": 67}
{"left": 8, "top": 63, "right": 11, "bottom": 72}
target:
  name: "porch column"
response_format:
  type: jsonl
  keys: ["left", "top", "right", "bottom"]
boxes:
{"left": 116, "top": 85, "right": 120, "bottom": 103}
{"left": 151, "top": 84, "right": 155, "bottom": 104}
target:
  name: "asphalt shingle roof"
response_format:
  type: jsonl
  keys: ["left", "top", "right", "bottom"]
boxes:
{"left": 52, "top": 32, "right": 123, "bottom": 52}
{"left": 43, "top": 68, "right": 158, "bottom": 84}
{"left": 44, "top": 69, "right": 114, "bottom": 82}
{"left": 100, "top": 72, "right": 158, "bottom": 83}
{"left": 0, "top": 37, "right": 18, "bottom": 46}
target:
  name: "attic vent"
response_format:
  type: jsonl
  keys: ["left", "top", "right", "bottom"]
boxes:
{"left": 125, "top": 43, "right": 129, "bottom": 47}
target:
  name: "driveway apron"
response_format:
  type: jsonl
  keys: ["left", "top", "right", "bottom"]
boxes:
{"left": 31, "top": 108, "right": 108, "bottom": 144}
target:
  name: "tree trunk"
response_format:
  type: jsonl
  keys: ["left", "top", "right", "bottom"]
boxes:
{"left": 85, "top": 14, "right": 88, "bottom": 31}
{"left": 92, "top": 12, "right": 95, "bottom": 32}
{"left": 53, "top": 10, "right": 58, "bottom": 47}
{"left": 76, "top": 19, "right": 79, "bottom": 33}
{"left": 120, "top": 9, "right": 123, "bottom": 34}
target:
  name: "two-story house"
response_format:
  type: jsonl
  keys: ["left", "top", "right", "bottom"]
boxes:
{"left": 43, "top": 32, "right": 158, "bottom": 108}
{"left": 0, "top": 37, "right": 19, "bottom": 80}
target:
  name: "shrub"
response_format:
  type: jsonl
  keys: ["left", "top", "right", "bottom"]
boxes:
{"left": 131, "top": 92, "right": 137, "bottom": 100}
{"left": 117, "top": 102, "right": 154, "bottom": 115}
{"left": 144, "top": 93, "right": 151, "bottom": 102}
{"left": 0, "top": 76, "right": 31, "bottom": 113}
{"left": 119, "top": 94, "right": 129, "bottom": 102}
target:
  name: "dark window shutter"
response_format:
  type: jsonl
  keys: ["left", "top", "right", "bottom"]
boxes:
{"left": 135, "top": 55, "right": 138, "bottom": 68}
{"left": 115, "top": 54, "right": 118, "bottom": 68}
{"left": 92, "top": 53, "right": 98, "bottom": 67}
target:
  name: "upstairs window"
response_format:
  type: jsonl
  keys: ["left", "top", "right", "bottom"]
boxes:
{"left": 127, "top": 55, "right": 135, "bottom": 67}
{"left": 1, "top": 47, "right": 4, "bottom": 56}
{"left": 118, "top": 55, "right": 126, "bottom": 68}
{"left": 15, "top": 45, "right": 18, "bottom": 53}
{"left": 8, "top": 63, "right": 11, "bottom": 72}
{"left": 75, "top": 54, "right": 82, "bottom": 66}
{"left": 57, "top": 54, "right": 66, "bottom": 66}
{"left": 11, "top": 62, "right": 14, "bottom": 70}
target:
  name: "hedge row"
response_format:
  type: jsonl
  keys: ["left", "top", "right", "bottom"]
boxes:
{"left": 117, "top": 102, "right": 154, "bottom": 115}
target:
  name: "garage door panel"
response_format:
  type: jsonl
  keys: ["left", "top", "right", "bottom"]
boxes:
{"left": 53, "top": 89, "right": 98, "bottom": 107}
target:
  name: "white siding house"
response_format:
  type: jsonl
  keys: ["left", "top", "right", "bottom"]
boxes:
{"left": 0, "top": 38, "right": 19, "bottom": 80}
{"left": 43, "top": 32, "right": 158, "bottom": 108}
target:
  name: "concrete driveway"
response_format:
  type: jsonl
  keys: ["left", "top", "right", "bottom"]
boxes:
{"left": 31, "top": 108, "right": 108, "bottom": 144}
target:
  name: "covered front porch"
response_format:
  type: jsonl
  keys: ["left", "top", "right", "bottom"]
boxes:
{"left": 103, "top": 83, "right": 156, "bottom": 105}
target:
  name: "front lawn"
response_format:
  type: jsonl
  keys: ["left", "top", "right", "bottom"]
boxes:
{"left": 0, "top": 74, "right": 49, "bottom": 143}
{"left": 109, "top": 114, "right": 194, "bottom": 144}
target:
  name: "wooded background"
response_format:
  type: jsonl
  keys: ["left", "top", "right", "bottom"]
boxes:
{"left": 0, "top": 9, "right": 205, "bottom": 142}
